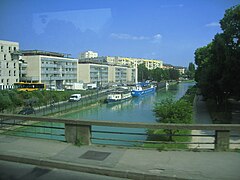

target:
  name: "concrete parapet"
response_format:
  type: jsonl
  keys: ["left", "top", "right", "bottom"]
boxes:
{"left": 215, "top": 130, "right": 230, "bottom": 151}
{"left": 65, "top": 124, "right": 91, "bottom": 145}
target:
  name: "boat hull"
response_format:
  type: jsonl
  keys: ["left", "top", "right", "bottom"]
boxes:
{"left": 131, "top": 86, "right": 156, "bottom": 97}
{"left": 106, "top": 91, "right": 132, "bottom": 103}
{"left": 106, "top": 96, "right": 131, "bottom": 103}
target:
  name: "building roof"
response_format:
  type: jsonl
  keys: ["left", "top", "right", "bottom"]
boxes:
{"left": 20, "top": 50, "right": 71, "bottom": 58}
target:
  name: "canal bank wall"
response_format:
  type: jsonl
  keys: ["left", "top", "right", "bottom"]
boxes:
{"left": 34, "top": 90, "right": 109, "bottom": 116}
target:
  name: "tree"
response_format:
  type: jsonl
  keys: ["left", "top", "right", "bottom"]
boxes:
{"left": 0, "top": 93, "right": 12, "bottom": 112}
{"left": 195, "top": 5, "right": 240, "bottom": 104}
{"left": 187, "top": 62, "right": 195, "bottom": 79}
{"left": 153, "top": 98, "right": 192, "bottom": 141}
{"left": 137, "top": 63, "right": 149, "bottom": 82}
{"left": 168, "top": 69, "right": 180, "bottom": 80}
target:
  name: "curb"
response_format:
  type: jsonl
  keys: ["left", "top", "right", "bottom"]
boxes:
{"left": 0, "top": 154, "right": 186, "bottom": 180}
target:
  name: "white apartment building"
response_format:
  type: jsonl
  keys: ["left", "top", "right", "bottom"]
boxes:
{"left": 79, "top": 51, "right": 98, "bottom": 59}
{"left": 0, "top": 40, "right": 20, "bottom": 89}
{"left": 80, "top": 56, "right": 163, "bottom": 70}
{"left": 109, "top": 56, "right": 163, "bottom": 70}
{"left": 21, "top": 50, "right": 78, "bottom": 89}
{"left": 78, "top": 62, "right": 136, "bottom": 87}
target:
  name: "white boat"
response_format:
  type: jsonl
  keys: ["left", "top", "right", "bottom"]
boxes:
{"left": 107, "top": 89, "right": 132, "bottom": 103}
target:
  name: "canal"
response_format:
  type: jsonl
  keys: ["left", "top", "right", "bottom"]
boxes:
{"left": 61, "top": 81, "right": 195, "bottom": 146}
{"left": 5, "top": 82, "right": 194, "bottom": 146}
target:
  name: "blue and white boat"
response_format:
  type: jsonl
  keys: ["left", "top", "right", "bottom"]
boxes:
{"left": 131, "top": 83, "right": 156, "bottom": 97}
{"left": 107, "top": 89, "right": 132, "bottom": 103}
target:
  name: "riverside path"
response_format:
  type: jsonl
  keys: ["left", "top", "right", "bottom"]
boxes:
{"left": 190, "top": 95, "right": 240, "bottom": 149}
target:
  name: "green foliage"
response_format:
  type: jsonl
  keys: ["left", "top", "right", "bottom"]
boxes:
{"left": 0, "top": 92, "right": 12, "bottom": 112}
{"left": 138, "top": 64, "right": 180, "bottom": 82}
{"left": 0, "top": 89, "right": 94, "bottom": 112}
{"left": 138, "top": 63, "right": 149, "bottom": 81}
{"left": 144, "top": 129, "right": 191, "bottom": 150}
{"left": 154, "top": 98, "right": 192, "bottom": 124}
{"left": 146, "top": 86, "right": 195, "bottom": 148}
{"left": 186, "top": 62, "right": 195, "bottom": 79}
{"left": 180, "top": 86, "right": 197, "bottom": 105}
{"left": 153, "top": 98, "right": 192, "bottom": 141}
{"left": 194, "top": 5, "right": 240, "bottom": 105}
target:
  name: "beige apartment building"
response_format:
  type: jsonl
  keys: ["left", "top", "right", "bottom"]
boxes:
{"left": 79, "top": 56, "right": 163, "bottom": 70}
{"left": 108, "top": 56, "right": 163, "bottom": 70}
{"left": 0, "top": 40, "right": 19, "bottom": 89}
{"left": 21, "top": 50, "right": 78, "bottom": 89}
{"left": 78, "top": 62, "right": 136, "bottom": 87}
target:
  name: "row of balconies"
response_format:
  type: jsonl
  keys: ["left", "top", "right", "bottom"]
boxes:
{"left": 41, "top": 76, "right": 77, "bottom": 81}
{"left": 41, "top": 64, "right": 77, "bottom": 68}
{"left": 41, "top": 70, "right": 77, "bottom": 74}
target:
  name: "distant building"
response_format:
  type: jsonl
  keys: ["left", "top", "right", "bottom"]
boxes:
{"left": 0, "top": 40, "right": 20, "bottom": 89}
{"left": 162, "top": 63, "right": 174, "bottom": 69}
{"left": 174, "top": 66, "right": 186, "bottom": 74}
{"left": 79, "top": 56, "right": 163, "bottom": 70}
{"left": 78, "top": 62, "right": 136, "bottom": 87}
{"left": 163, "top": 63, "right": 186, "bottom": 74}
{"left": 79, "top": 51, "right": 98, "bottom": 59}
{"left": 21, "top": 50, "right": 78, "bottom": 89}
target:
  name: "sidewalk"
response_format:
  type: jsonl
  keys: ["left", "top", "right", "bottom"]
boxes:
{"left": 0, "top": 135, "right": 240, "bottom": 180}
{"left": 190, "top": 95, "right": 214, "bottom": 149}
{"left": 191, "top": 95, "right": 240, "bottom": 149}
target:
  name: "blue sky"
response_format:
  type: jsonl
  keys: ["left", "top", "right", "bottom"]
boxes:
{"left": 0, "top": 0, "right": 239, "bottom": 66}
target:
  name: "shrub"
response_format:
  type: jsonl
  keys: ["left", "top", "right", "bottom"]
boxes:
{"left": 153, "top": 98, "right": 192, "bottom": 141}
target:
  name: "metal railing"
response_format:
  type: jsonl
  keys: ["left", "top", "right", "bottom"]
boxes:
{"left": 4, "top": 90, "right": 109, "bottom": 116}
{"left": 0, "top": 114, "right": 240, "bottom": 151}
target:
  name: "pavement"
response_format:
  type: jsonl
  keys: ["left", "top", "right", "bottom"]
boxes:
{"left": 190, "top": 95, "right": 215, "bottom": 149}
{"left": 190, "top": 95, "right": 240, "bottom": 149}
{"left": 0, "top": 135, "right": 240, "bottom": 180}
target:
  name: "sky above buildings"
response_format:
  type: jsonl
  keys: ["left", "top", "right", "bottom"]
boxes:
{"left": 0, "top": 0, "right": 239, "bottom": 66}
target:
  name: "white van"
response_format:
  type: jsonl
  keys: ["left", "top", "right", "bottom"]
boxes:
{"left": 69, "top": 94, "right": 81, "bottom": 102}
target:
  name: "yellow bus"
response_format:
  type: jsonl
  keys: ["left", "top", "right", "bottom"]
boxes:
{"left": 14, "top": 82, "right": 46, "bottom": 91}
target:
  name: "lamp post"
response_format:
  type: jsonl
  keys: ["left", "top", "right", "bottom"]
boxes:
{"left": 49, "top": 74, "right": 54, "bottom": 90}
{"left": 49, "top": 74, "right": 54, "bottom": 113}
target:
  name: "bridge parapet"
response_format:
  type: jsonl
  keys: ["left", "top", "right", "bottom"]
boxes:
{"left": 1, "top": 114, "right": 240, "bottom": 151}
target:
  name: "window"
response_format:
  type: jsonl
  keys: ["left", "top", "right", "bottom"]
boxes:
{"left": 1, "top": 46, "right": 3, "bottom": 52}
{"left": 6, "top": 62, "right": 9, "bottom": 68}
{"left": 14, "top": 63, "right": 16, "bottom": 68}
{"left": 9, "top": 46, "right": 11, "bottom": 52}
{"left": 13, "top": 47, "right": 17, "bottom": 51}
{"left": 9, "top": 70, "right": 11, "bottom": 76}
{"left": 4, "top": 54, "right": 7, "bottom": 60}
{"left": 14, "top": 70, "right": 16, "bottom": 76}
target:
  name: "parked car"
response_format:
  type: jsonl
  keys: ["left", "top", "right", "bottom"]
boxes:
{"left": 18, "top": 108, "right": 35, "bottom": 115}
{"left": 69, "top": 94, "right": 81, "bottom": 102}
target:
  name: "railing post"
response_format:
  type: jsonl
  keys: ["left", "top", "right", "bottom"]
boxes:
{"left": 215, "top": 130, "right": 230, "bottom": 151}
{"left": 65, "top": 124, "right": 91, "bottom": 145}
